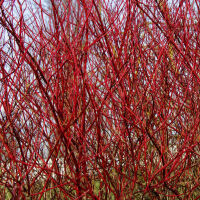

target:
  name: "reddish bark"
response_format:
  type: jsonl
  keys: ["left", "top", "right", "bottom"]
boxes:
{"left": 0, "top": 0, "right": 199, "bottom": 199}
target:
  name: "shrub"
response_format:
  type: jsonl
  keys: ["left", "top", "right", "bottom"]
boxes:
{"left": 0, "top": 0, "right": 199, "bottom": 199}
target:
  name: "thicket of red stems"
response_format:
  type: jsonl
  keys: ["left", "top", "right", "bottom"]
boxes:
{"left": 0, "top": 0, "right": 199, "bottom": 199}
